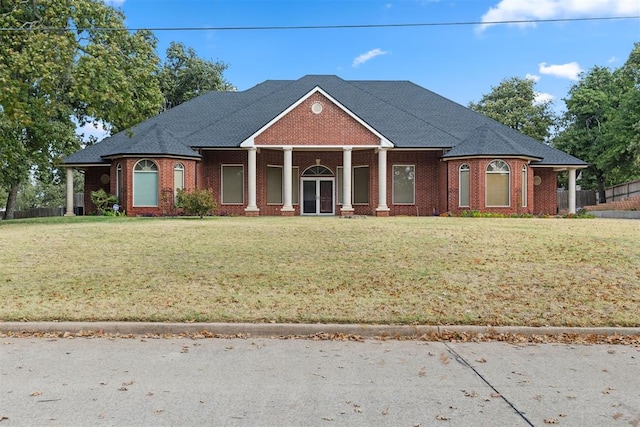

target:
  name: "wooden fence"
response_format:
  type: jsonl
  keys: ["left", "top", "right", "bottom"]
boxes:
{"left": 11, "top": 193, "right": 84, "bottom": 219}
{"left": 557, "top": 189, "right": 597, "bottom": 211}
{"left": 13, "top": 207, "right": 64, "bottom": 219}
{"left": 605, "top": 179, "right": 640, "bottom": 202}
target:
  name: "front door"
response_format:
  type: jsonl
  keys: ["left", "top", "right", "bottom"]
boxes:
{"left": 302, "top": 178, "right": 334, "bottom": 215}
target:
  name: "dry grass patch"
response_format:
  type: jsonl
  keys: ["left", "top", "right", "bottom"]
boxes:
{"left": 1, "top": 216, "right": 639, "bottom": 326}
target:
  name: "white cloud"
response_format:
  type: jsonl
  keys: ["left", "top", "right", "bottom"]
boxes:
{"left": 478, "top": 0, "right": 639, "bottom": 31}
{"left": 539, "top": 62, "right": 583, "bottom": 80}
{"left": 352, "top": 48, "right": 390, "bottom": 67}
{"left": 77, "top": 121, "right": 110, "bottom": 143}
{"left": 525, "top": 73, "right": 541, "bottom": 82}
{"left": 534, "top": 91, "right": 554, "bottom": 104}
{"left": 608, "top": 56, "right": 618, "bottom": 63}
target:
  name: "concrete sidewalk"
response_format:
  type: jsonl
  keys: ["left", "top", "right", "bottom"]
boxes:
{"left": 1, "top": 326, "right": 640, "bottom": 426}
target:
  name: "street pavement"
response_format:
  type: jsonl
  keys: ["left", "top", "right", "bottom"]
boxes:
{"left": 1, "top": 334, "right": 639, "bottom": 426}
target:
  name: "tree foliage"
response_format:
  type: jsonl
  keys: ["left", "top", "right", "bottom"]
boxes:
{"left": 0, "top": 0, "right": 163, "bottom": 219}
{"left": 554, "top": 43, "right": 640, "bottom": 199}
{"left": 159, "top": 41, "right": 235, "bottom": 110}
{"left": 468, "top": 77, "right": 557, "bottom": 142}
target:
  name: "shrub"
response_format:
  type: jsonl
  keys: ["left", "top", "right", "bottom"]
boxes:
{"left": 175, "top": 188, "right": 217, "bottom": 218}
{"left": 90, "top": 189, "right": 119, "bottom": 216}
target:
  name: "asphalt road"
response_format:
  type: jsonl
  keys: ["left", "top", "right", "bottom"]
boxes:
{"left": 1, "top": 336, "right": 639, "bottom": 426}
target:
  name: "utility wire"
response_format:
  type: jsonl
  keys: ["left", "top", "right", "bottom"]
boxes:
{"left": 0, "top": 15, "right": 638, "bottom": 32}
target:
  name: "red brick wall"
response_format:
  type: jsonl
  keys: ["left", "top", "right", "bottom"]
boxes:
{"left": 446, "top": 158, "right": 540, "bottom": 216}
{"left": 83, "top": 167, "right": 111, "bottom": 214}
{"left": 198, "top": 149, "right": 444, "bottom": 216}
{"left": 101, "top": 157, "right": 197, "bottom": 217}
{"left": 533, "top": 168, "right": 558, "bottom": 215}
{"left": 255, "top": 92, "right": 380, "bottom": 147}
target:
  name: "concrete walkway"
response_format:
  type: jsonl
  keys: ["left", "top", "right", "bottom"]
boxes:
{"left": 1, "top": 323, "right": 640, "bottom": 426}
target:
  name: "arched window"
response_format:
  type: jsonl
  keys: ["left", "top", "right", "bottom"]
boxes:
{"left": 459, "top": 164, "right": 470, "bottom": 207}
{"left": 116, "top": 163, "right": 123, "bottom": 204}
{"left": 486, "top": 160, "right": 510, "bottom": 207}
{"left": 174, "top": 163, "right": 185, "bottom": 202}
{"left": 302, "top": 165, "right": 333, "bottom": 176}
{"left": 133, "top": 159, "right": 158, "bottom": 206}
{"left": 522, "top": 164, "right": 528, "bottom": 207}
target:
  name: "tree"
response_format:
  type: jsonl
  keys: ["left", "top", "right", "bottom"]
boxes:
{"left": 469, "top": 77, "right": 557, "bottom": 142}
{"left": 159, "top": 42, "right": 234, "bottom": 110}
{"left": 0, "top": 0, "right": 163, "bottom": 219}
{"left": 554, "top": 45, "right": 640, "bottom": 201}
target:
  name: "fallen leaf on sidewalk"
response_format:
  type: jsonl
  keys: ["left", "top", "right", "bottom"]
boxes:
{"left": 436, "top": 414, "right": 450, "bottom": 420}
{"left": 30, "top": 391, "right": 43, "bottom": 397}
{"left": 544, "top": 418, "right": 558, "bottom": 424}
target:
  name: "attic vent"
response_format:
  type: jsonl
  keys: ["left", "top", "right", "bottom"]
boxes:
{"left": 311, "top": 102, "right": 323, "bottom": 114}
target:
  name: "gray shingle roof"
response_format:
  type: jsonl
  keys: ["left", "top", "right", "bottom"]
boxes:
{"left": 64, "top": 75, "right": 586, "bottom": 167}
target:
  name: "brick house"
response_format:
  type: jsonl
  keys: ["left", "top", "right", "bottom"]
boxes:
{"left": 63, "top": 75, "right": 587, "bottom": 217}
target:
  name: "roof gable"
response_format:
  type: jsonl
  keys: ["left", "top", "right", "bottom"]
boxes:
{"left": 244, "top": 87, "right": 392, "bottom": 148}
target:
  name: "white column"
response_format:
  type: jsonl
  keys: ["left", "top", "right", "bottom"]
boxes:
{"left": 282, "top": 147, "right": 294, "bottom": 212}
{"left": 376, "top": 148, "right": 389, "bottom": 212}
{"left": 568, "top": 168, "right": 577, "bottom": 214}
{"left": 64, "top": 167, "right": 75, "bottom": 216}
{"left": 341, "top": 147, "right": 353, "bottom": 213}
{"left": 245, "top": 147, "right": 259, "bottom": 213}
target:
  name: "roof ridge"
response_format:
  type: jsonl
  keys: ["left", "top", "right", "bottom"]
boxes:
{"left": 348, "top": 80, "right": 460, "bottom": 144}
{"left": 183, "top": 79, "right": 301, "bottom": 143}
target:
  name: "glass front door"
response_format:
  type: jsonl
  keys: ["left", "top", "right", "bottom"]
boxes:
{"left": 301, "top": 178, "right": 334, "bottom": 215}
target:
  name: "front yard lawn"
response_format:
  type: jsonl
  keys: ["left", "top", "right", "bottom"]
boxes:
{"left": 1, "top": 216, "right": 638, "bottom": 326}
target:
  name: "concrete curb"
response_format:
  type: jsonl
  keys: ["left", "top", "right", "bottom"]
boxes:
{"left": 2, "top": 322, "right": 640, "bottom": 338}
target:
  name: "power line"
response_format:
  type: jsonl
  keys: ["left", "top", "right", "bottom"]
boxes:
{"left": 0, "top": 15, "right": 638, "bottom": 32}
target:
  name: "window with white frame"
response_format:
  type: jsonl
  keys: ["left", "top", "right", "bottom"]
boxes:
{"left": 267, "top": 165, "right": 283, "bottom": 204}
{"left": 221, "top": 165, "right": 244, "bottom": 204}
{"left": 267, "top": 165, "right": 299, "bottom": 205}
{"left": 116, "top": 163, "right": 123, "bottom": 204}
{"left": 486, "top": 160, "right": 510, "bottom": 207}
{"left": 174, "top": 163, "right": 184, "bottom": 202}
{"left": 133, "top": 159, "right": 158, "bottom": 206}
{"left": 459, "top": 164, "right": 470, "bottom": 207}
{"left": 353, "top": 166, "right": 369, "bottom": 204}
{"left": 337, "top": 166, "right": 369, "bottom": 205}
{"left": 522, "top": 164, "right": 528, "bottom": 207}
{"left": 392, "top": 165, "right": 415, "bottom": 204}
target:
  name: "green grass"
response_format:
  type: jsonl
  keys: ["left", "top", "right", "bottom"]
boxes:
{"left": 1, "top": 216, "right": 639, "bottom": 326}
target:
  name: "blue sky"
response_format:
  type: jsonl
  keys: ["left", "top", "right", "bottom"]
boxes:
{"left": 88, "top": 0, "right": 639, "bottom": 138}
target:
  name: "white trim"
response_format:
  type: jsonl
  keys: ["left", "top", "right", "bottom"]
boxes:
{"left": 301, "top": 177, "right": 335, "bottom": 216}
{"left": 459, "top": 163, "right": 470, "bottom": 208}
{"left": 522, "top": 164, "right": 528, "bottom": 208}
{"left": 443, "top": 155, "right": 541, "bottom": 162}
{"left": 133, "top": 159, "right": 159, "bottom": 207}
{"left": 240, "top": 86, "right": 394, "bottom": 148}
{"left": 251, "top": 144, "right": 384, "bottom": 151}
